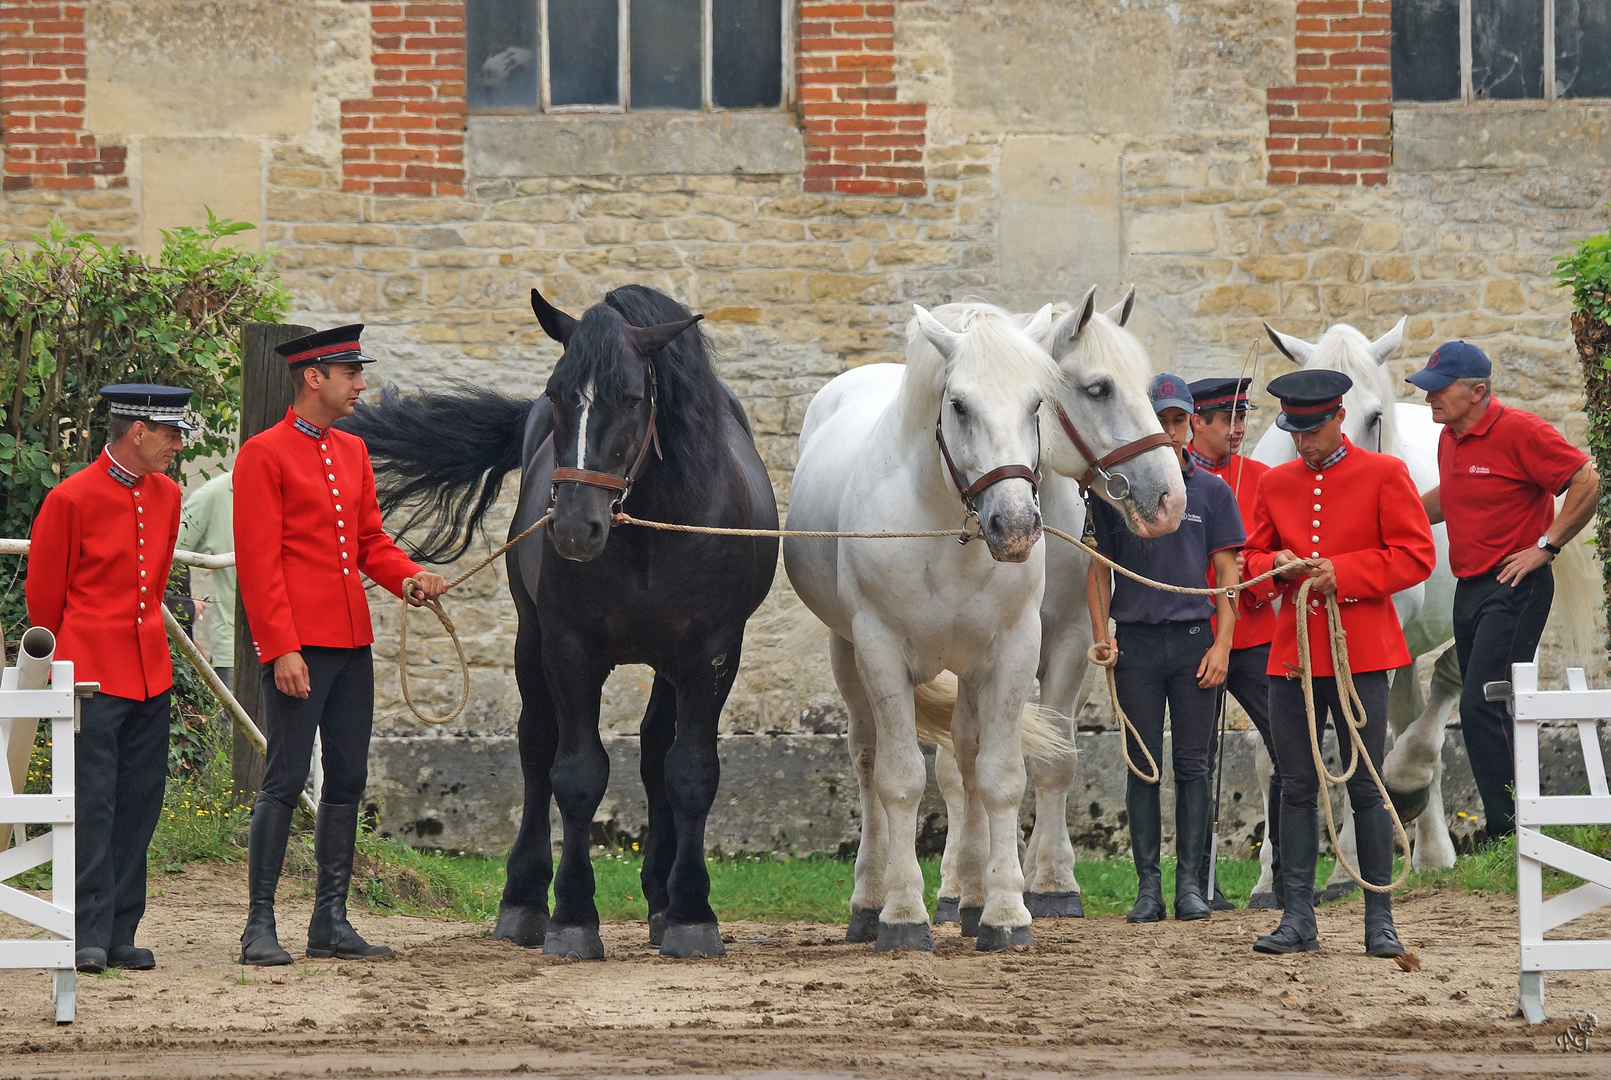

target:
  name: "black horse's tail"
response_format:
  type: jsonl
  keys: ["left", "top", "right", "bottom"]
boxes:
{"left": 340, "top": 383, "right": 535, "bottom": 564}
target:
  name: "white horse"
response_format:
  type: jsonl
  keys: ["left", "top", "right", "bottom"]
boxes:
{"left": 784, "top": 298, "right": 1183, "bottom": 950}
{"left": 1248, "top": 318, "right": 1601, "bottom": 899}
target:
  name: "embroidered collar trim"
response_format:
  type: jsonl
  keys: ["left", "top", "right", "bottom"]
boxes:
{"left": 292, "top": 415, "right": 327, "bottom": 440}
{"left": 104, "top": 450, "right": 139, "bottom": 488}
{"left": 1187, "top": 445, "right": 1228, "bottom": 472}
{"left": 1305, "top": 444, "right": 1348, "bottom": 471}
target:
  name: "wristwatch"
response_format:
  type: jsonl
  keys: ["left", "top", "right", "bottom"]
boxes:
{"left": 1537, "top": 535, "right": 1562, "bottom": 555}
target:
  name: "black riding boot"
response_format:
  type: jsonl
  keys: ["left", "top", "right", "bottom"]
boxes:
{"left": 1254, "top": 800, "right": 1319, "bottom": 953}
{"left": 240, "top": 795, "right": 294, "bottom": 966}
{"left": 1174, "top": 777, "right": 1213, "bottom": 920}
{"left": 1356, "top": 805, "right": 1405, "bottom": 958}
{"left": 306, "top": 803, "right": 394, "bottom": 960}
{"left": 1126, "top": 777, "right": 1166, "bottom": 923}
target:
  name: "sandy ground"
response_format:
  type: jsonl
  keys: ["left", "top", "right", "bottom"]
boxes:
{"left": 0, "top": 862, "right": 1608, "bottom": 1079}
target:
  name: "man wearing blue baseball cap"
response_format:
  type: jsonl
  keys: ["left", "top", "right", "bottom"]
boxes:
{"left": 1408, "top": 341, "right": 1597, "bottom": 843}
{"left": 1087, "top": 374, "right": 1243, "bottom": 924}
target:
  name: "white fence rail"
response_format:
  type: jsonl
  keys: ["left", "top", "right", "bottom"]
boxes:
{"left": 0, "top": 659, "right": 85, "bottom": 1024}
{"left": 1511, "top": 661, "right": 1611, "bottom": 1024}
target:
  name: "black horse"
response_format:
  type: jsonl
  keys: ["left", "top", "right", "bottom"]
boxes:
{"left": 345, "top": 284, "right": 779, "bottom": 958}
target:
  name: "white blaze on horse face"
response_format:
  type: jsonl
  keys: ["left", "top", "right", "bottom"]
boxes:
{"left": 575, "top": 378, "right": 595, "bottom": 469}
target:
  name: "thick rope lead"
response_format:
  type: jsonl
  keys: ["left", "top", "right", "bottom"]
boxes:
{"left": 1086, "top": 639, "right": 1160, "bottom": 784}
{"left": 1294, "top": 576, "right": 1413, "bottom": 894}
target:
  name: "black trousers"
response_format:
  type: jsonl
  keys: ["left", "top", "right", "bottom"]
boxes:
{"left": 1114, "top": 621, "right": 1219, "bottom": 785}
{"left": 1454, "top": 566, "right": 1554, "bottom": 840}
{"left": 259, "top": 646, "right": 374, "bottom": 810}
{"left": 1209, "top": 643, "right": 1275, "bottom": 772}
{"left": 76, "top": 691, "right": 171, "bottom": 951}
{"left": 1268, "top": 671, "right": 1390, "bottom": 811}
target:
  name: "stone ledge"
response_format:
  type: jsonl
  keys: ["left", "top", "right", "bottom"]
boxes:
{"left": 1394, "top": 103, "right": 1611, "bottom": 171}
{"left": 467, "top": 113, "right": 805, "bottom": 179}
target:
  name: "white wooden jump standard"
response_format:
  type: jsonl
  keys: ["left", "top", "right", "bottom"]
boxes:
{"left": 0, "top": 648, "right": 89, "bottom": 1024}
{"left": 1509, "top": 661, "right": 1611, "bottom": 1025}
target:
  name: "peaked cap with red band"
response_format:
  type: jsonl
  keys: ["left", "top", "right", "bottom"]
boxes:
{"left": 1187, "top": 376, "right": 1257, "bottom": 414}
{"left": 1268, "top": 369, "right": 1352, "bottom": 433}
{"left": 273, "top": 323, "right": 379, "bottom": 368}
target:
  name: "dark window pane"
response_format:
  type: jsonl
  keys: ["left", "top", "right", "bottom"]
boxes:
{"left": 1472, "top": 0, "right": 1545, "bottom": 99}
{"left": 713, "top": 0, "right": 782, "bottom": 107}
{"left": 468, "top": 0, "right": 539, "bottom": 109}
{"left": 1557, "top": 0, "right": 1611, "bottom": 98}
{"left": 630, "top": 0, "right": 702, "bottom": 108}
{"left": 550, "top": 0, "right": 620, "bottom": 106}
{"left": 1392, "top": 0, "right": 1461, "bottom": 101}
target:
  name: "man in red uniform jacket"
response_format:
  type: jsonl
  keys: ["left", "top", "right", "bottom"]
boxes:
{"left": 1187, "top": 377, "right": 1278, "bottom": 911}
{"left": 234, "top": 325, "right": 446, "bottom": 965}
{"left": 1243, "top": 369, "right": 1435, "bottom": 958}
{"left": 26, "top": 384, "right": 193, "bottom": 973}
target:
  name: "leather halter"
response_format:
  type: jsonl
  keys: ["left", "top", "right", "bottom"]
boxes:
{"left": 549, "top": 362, "right": 662, "bottom": 508}
{"left": 1049, "top": 398, "right": 1174, "bottom": 500}
{"left": 934, "top": 415, "right": 1039, "bottom": 543}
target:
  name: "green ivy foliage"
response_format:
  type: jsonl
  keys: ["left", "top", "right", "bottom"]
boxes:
{"left": 1556, "top": 224, "right": 1611, "bottom": 331}
{"left": 1558, "top": 219, "right": 1611, "bottom": 666}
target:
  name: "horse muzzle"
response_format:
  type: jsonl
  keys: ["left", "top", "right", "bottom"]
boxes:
{"left": 975, "top": 484, "right": 1042, "bottom": 563}
{"left": 548, "top": 483, "right": 616, "bottom": 562}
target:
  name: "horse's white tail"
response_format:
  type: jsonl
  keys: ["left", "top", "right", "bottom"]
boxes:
{"left": 1548, "top": 504, "right": 1605, "bottom": 676}
{"left": 914, "top": 670, "right": 1075, "bottom": 763}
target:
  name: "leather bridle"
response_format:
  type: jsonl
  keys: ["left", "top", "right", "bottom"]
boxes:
{"left": 934, "top": 414, "right": 1039, "bottom": 543}
{"left": 548, "top": 362, "right": 662, "bottom": 512}
{"left": 1049, "top": 398, "right": 1174, "bottom": 501}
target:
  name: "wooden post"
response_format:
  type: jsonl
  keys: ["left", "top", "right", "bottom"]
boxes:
{"left": 232, "top": 321, "right": 311, "bottom": 804}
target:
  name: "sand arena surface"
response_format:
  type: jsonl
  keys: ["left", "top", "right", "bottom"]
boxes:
{"left": 0, "top": 862, "right": 1607, "bottom": 1079}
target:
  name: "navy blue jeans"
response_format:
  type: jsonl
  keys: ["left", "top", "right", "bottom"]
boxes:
{"left": 1113, "top": 620, "right": 1219, "bottom": 785}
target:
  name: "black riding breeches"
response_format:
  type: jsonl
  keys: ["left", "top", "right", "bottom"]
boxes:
{"left": 1113, "top": 620, "right": 1219, "bottom": 786}
{"left": 259, "top": 645, "right": 374, "bottom": 809}
{"left": 1268, "top": 670, "right": 1390, "bottom": 813}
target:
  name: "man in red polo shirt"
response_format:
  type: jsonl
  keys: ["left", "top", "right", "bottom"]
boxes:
{"left": 1187, "top": 377, "right": 1278, "bottom": 911}
{"left": 234, "top": 325, "right": 446, "bottom": 965}
{"left": 27, "top": 384, "right": 192, "bottom": 974}
{"left": 1244, "top": 369, "right": 1435, "bottom": 957}
{"left": 1408, "top": 341, "right": 1597, "bottom": 842}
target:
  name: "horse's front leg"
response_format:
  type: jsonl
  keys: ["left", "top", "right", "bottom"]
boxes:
{"left": 496, "top": 607, "right": 560, "bottom": 947}
{"left": 830, "top": 633, "right": 886, "bottom": 943}
{"left": 933, "top": 745, "right": 966, "bottom": 925}
{"left": 1023, "top": 617, "right": 1091, "bottom": 917}
{"left": 1248, "top": 738, "right": 1281, "bottom": 908}
{"left": 852, "top": 624, "right": 932, "bottom": 952}
{"left": 969, "top": 626, "right": 1039, "bottom": 951}
{"left": 941, "top": 708, "right": 990, "bottom": 939}
{"left": 542, "top": 631, "right": 613, "bottom": 959}
{"left": 1382, "top": 660, "right": 1440, "bottom": 822}
{"left": 657, "top": 633, "right": 746, "bottom": 959}
{"left": 637, "top": 674, "right": 680, "bottom": 946}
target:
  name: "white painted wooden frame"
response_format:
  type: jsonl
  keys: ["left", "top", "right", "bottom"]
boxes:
{"left": 1510, "top": 661, "right": 1611, "bottom": 1024}
{"left": 0, "top": 659, "right": 79, "bottom": 1024}
{"left": 1457, "top": 0, "right": 1566, "bottom": 102}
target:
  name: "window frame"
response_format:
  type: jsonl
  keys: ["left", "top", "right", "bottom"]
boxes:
{"left": 1434, "top": 0, "right": 1608, "bottom": 103}
{"left": 471, "top": 0, "right": 795, "bottom": 115}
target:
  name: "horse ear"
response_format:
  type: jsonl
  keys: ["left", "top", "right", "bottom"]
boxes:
{"left": 911, "top": 304, "right": 965, "bottom": 360}
{"left": 1102, "top": 285, "right": 1136, "bottom": 328}
{"left": 531, "top": 288, "right": 579, "bottom": 345}
{"left": 1264, "top": 322, "right": 1315, "bottom": 366}
{"left": 1368, "top": 315, "right": 1408, "bottom": 365}
{"left": 1047, "top": 284, "right": 1099, "bottom": 361}
{"left": 626, "top": 314, "right": 703, "bottom": 358}
{"left": 1020, "top": 303, "right": 1055, "bottom": 343}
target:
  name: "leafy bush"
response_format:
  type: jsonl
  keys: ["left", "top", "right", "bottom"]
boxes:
{"left": 1557, "top": 221, "right": 1611, "bottom": 659}
{"left": 1556, "top": 223, "right": 1611, "bottom": 328}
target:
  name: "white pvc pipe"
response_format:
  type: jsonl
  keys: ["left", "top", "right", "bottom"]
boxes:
{"left": 3, "top": 626, "right": 55, "bottom": 850}
{"left": 0, "top": 538, "right": 233, "bottom": 570}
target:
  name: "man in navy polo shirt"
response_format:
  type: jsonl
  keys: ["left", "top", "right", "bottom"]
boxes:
{"left": 1408, "top": 341, "right": 1597, "bottom": 842}
{"left": 1087, "top": 374, "right": 1242, "bottom": 924}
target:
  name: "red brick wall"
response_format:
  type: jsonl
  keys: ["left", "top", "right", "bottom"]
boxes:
{"left": 341, "top": 0, "right": 466, "bottom": 197}
{"left": 0, "top": 2, "right": 124, "bottom": 191}
{"left": 797, "top": 0, "right": 926, "bottom": 196}
{"left": 1266, "top": 0, "right": 1392, "bottom": 186}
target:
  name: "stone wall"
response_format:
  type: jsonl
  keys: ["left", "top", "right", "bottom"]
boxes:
{"left": 2, "top": 0, "right": 1608, "bottom": 850}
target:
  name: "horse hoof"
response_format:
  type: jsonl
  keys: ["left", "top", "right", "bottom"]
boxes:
{"left": 659, "top": 923, "right": 726, "bottom": 959}
{"left": 975, "top": 923, "right": 1033, "bottom": 951}
{"left": 1247, "top": 892, "right": 1284, "bottom": 911}
{"left": 1024, "top": 891, "right": 1084, "bottom": 919}
{"left": 959, "top": 906, "right": 983, "bottom": 938}
{"left": 934, "top": 897, "right": 961, "bottom": 924}
{"left": 845, "top": 907, "right": 881, "bottom": 944}
{"left": 1388, "top": 784, "right": 1431, "bottom": 823}
{"left": 542, "top": 924, "right": 604, "bottom": 960}
{"left": 648, "top": 912, "right": 667, "bottom": 947}
{"left": 493, "top": 903, "right": 549, "bottom": 948}
{"left": 874, "top": 922, "right": 934, "bottom": 953}
{"left": 1316, "top": 882, "right": 1360, "bottom": 905}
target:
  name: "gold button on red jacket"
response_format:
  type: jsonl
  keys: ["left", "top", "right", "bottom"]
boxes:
{"left": 1243, "top": 439, "right": 1435, "bottom": 677}
{"left": 26, "top": 450, "right": 181, "bottom": 700}
{"left": 234, "top": 408, "right": 421, "bottom": 664}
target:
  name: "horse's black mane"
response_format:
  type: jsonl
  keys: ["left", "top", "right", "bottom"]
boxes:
{"left": 549, "top": 284, "right": 727, "bottom": 500}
